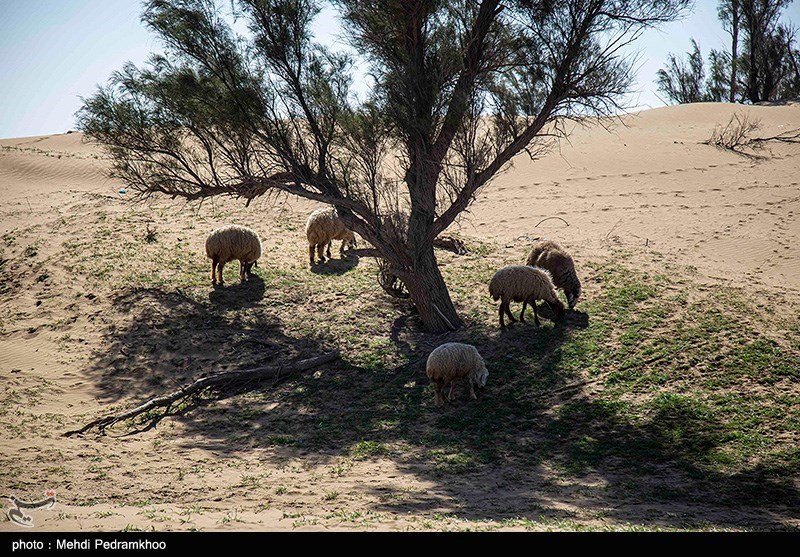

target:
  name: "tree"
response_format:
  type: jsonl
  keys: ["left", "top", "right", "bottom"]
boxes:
{"left": 656, "top": 39, "right": 708, "bottom": 103}
{"left": 659, "top": 0, "right": 800, "bottom": 106}
{"left": 706, "top": 49, "right": 732, "bottom": 101}
{"left": 78, "top": 0, "right": 690, "bottom": 332}
{"left": 718, "top": 0, "right": 741, "bottom": 102}
{"left": 738, "top": 0, "right": 793, "bottom": 103}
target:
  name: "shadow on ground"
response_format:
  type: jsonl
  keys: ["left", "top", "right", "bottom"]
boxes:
{"left": 309, "top": 251, "right": 361, "bottom": 275}
{"left": 82, "top": 281, "right": 322, "bottom": 403}
{"left": 79, "top": 284, "right": 799, "bottom": 530}
{"left": 208, "top": 274, "right": 266, "bottom": 308}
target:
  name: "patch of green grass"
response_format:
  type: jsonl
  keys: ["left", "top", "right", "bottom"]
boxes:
{"left": 267, "top": 435, "right": 296, "bottom": 446}
{"left": 349, "top": 440, "right": 389, "bottom": 460}
{"left": 44, "top": 200, "right": 799, "bottom": 528}
{"left": 428, "top": 448, "right": 477, "bottom": 475}
{"left": 237, "top": 474, "right": 261, "bottom": 488}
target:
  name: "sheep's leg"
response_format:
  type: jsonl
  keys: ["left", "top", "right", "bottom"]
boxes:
{"left": 326, "top": 241, "right": 332, "bottom": 259}
{"left": 448, "top": 381, "right": 456, "bottom": 401}
{"left": 498, "top": 302, "right": 506, "bottom": 327}
{"left": 469, "top": 379, "right": 476, "bottom": 400}
{"left": 217, "top": 261, "right": 226, "bottom": 285}
{"left": 434, "top": 382, "right": 444, "bottom": 406}
{"left": 211, "top": 257, "right": 218, "bottom": 285}
{"left": 239, "top": 261, "right": 246, "bottom": 282}
{"left": 533, "top": 299, "right": 541, "bottom": 326}
{"left": 520, "top": 300, "right": 527, "bottom": 323}
{"left": 317, "top": 243, "right": 326, "bottom": 262}
{"left": 504, "top": 302, "right": 517, "bottom": 324}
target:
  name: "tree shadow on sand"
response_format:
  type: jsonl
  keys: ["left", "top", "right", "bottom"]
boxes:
{"left": 77, "top": 288, "right": 799, "bottom": 530}
{"left": 81, "top": 283, "right": 323, "bottom": 404}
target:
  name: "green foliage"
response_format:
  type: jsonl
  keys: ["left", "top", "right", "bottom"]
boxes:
{"left": 658, "top": 0, "right": 800, "bottom": 105}
{"left": 77, "top": 0, "right": 691, "bottom": 331}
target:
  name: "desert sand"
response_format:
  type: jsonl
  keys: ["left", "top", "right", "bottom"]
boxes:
{"left": 1, "top": 102, "right": 798, "bottom": 531}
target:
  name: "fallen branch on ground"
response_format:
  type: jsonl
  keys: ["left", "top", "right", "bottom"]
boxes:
{"left": 64, "top": 351, "right": 339, "bottom": 437}
{"left": 702, "top": 112, "right": 800, "bottom": 155}
{"left": 433, "top": 235, "right": 468, "bottom": 255}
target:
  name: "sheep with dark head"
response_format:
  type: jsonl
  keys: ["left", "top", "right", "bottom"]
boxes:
{"left": 525, "top": 239, "right": 582, "bottom": 309}
{"left": 305, "top": 207, "right": 357, "bottom": 265}
{"left": 489, "top": 265, "right": 565, "bottom": 327}
{"left": 205, "top": 225, "right": 262, "bottom": 285}
{"left": 426, "top": 342, "right": 488, "bottom": 406}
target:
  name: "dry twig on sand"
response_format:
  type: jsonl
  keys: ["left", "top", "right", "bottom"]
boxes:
{"left": 64, "top": 351, "right": 339, "bottom": 437}
{"left": 704, "top": 112, "right": 800, "bottom": 155}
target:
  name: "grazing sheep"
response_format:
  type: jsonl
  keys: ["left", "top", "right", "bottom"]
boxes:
{"left": 525, "top": 239, "right": 582, "bottom": 309}
{"left": 305, "top": 207, "right": 357, "bottom": 265}
{"left": 426, "top": 342, "right": 489, "bottom": 406}
{"left": 488, "top": 265, "right": 565, "bottom": 327}
{"left": 205, "top": 225, "right": 262, "bottom": 285}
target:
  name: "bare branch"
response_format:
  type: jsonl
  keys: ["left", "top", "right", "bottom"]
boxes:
{"left": 64, "top": 351, "right": 339, "bottom": 437}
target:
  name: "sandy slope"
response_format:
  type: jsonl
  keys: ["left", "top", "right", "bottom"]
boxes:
{"left": 469, "top": 102, "right": 800, "bottom": 292}
{"left": 0, "top": 102, "right": 799, "bottom": 531}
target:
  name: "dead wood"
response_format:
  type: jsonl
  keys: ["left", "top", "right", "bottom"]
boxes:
{"left": 64, "top": 351, "right": 339, "bottom": 437}
{"left": 433, "top": 236, "right": 468, "bottom": 255}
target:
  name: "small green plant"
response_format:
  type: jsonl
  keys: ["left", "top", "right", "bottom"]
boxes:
{"left": 323, "top": 491, "right": 340, "bottom": 501}
{"left": 144, "top": 223, "right": 158, "bottom": 244}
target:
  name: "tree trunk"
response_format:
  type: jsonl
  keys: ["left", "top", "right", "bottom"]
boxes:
{"left": 730, "top": 0, "right": 738, "bottom": 103}
{"left": 402, "top": 246, "right": 463, "bottom": 333}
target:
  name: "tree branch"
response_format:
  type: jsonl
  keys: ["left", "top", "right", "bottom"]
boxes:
{"left": 430, "top": 0, "right": 503, "bottom": 168}
{"left": 64, "top": 351, "right": 339, "bottom": 437}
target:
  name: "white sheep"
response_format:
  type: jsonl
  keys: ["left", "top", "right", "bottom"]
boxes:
{"left": 205, "top": 224, "right": 262, "bottom": 285}
{"left": 488, "top": 265, "right": 565, "bottom": 327}
{"left": 426, "top": 342, "right": 489, "bottom": 406}
{"left": 525, "top": 239, "right": 582, "bottom": 309}
{"left": 305, "top": 207, "right": 357, "bottom": 265}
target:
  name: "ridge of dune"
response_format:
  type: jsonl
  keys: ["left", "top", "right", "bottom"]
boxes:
{"left": 2, "top": 102, "right": 799, "bottom": 292}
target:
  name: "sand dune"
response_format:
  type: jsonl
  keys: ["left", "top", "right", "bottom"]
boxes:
{"left": 3, "top": 102, "right": 798, "bottom": 292}
{"left": 470, "top": 102, "right": 800, "bottom": 292}
{"left": 1, "top": 101, "right": 799, "bottom": 531}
